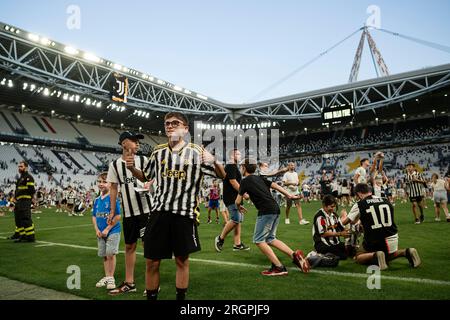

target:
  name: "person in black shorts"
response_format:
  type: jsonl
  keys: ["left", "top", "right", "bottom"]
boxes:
{"left": 128, "top": 112, "right": 225, "bottom": 300}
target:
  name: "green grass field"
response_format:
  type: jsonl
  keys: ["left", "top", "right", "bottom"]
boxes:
{"left": 1, "top": 200, "right": 449, "bottom": 300}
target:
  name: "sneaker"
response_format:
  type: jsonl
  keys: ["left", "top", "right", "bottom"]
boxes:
{"left": 435, "top": 217, "right": 441, "bottom": 222}
{"left": 6, "top": 233, "right": 20, "bottom": 240}
{"left": 14, "top": 237, "right": 35, "bottom": 243}
{"left": 106, "top": 277, "right": 116, "bottom": 290}
{"left": 405, "top": 248, "right": 421, "bottom": 268}
{"left": 306, "top": 251, "right": 322, "bottom": 268}
{"left": 292, "top": 249, "right": 310, "bottom": 273}
{"left": 299, "top": 219, "right": 310, "bottom": 225}
{"left": 214, "top": 235, "right": 224, "bottom": 252}
{"left": 95, "top": 276, "right": 108, "bottom": 288}
{"left": 143, "top": 286, "right": 161, "bottom": 297}
{"left": 108, "top": 281, "right": 136, "bottom": 295}
{"left": 420, "top": 214, "right": 425, "bottom": 223}
{"left": 233, "top": 243, "right": 250, "bottom": 251}
{"left": 285, "top": 218, "right": 290, "bottom": 224}
{"left": 414, "top": 219, "right": 421, "bottom": 225}
{"left": 207, "top": 218, "right": 211, "bottom": 224}
{"left": 376, "top": 251, "right": 388, "bottom": 270}
{"left": 261, "top": 264, "right": 288, "bottom": 276}
{"left": 447, "top": 218, "right": 450, "bottom": 222}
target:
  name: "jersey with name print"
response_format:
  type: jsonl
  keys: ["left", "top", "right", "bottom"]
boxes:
{"left": 348, "top": 195, "right": 397, "bottom": 245}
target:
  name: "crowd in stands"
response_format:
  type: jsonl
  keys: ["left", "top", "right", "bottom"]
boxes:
{"left": 280, "top": 122, "right": 449, "bottom": 155}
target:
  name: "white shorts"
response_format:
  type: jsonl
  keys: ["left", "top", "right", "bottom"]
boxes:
{"left": 385, "top": 234, "right": 398, "bottom": 254}
{"left": 219, "top": 200, "right": 227, "bottom": 212}
{"left": 433, "top": 191, "right": 447, "bottom": 204}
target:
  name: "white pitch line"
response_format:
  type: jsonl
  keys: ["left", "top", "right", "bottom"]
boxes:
{"left": 2, "top": 237, "right": 450, "bottom": 287}
{"left": 0, "top": 224, "right": 92, "bottom": 235}
{"left": 34, "top": 244, "right": 56, "bottom": 248}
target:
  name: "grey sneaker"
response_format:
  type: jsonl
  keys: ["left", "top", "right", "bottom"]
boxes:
{"left": 405, "top": 248, "right": 421, "bottom": 268}
{"left": 214, "top": 235, "right": 224, "bottom": 252}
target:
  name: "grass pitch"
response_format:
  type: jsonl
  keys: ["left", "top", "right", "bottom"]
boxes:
{"left": 0, "top": 200, "right": 449, "bottom": 300}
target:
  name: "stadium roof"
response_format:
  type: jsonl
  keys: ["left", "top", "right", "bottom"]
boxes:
{"left": 0, "top": 21, "right": 449, "bottom": 134}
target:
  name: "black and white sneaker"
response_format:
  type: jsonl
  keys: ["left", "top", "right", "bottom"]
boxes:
{"left": 143, "top": 286, "right": 161, "bottom": 297}
{"left": 214, "top": 235, "right": 224, "bottom": 252}
{"left": 405, "top": 248, "right": 421, "bottom": 268}
{"left": 108, "top": 281, "right": 136, "bottom": 295}
{"left": 233, "top": 243, "right": 250, "bottom": 251}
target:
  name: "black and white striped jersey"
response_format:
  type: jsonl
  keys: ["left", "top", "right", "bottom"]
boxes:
{"left": 144, "top": 142, "right": 217, "bottom": 222}
{"left": 107, "top": 155, "right": 151, "bottom": 218}
{"left": 312, "top": 208, "right": 344, "bottom": 247}
{"left": 405, "top": 171, "right": 425, "bottom": 198}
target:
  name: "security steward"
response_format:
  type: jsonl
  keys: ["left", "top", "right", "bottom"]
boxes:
{"left": 8, "top": 161, "right": 36, "bottom": 242}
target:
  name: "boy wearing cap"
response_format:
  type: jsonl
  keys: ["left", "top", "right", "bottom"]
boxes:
{"left": 107, "top": 131, "right": 152, "bottom": 294}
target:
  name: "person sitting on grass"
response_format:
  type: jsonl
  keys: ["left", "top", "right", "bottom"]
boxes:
{"left": 312, "top": 195, "right": 350, "bottom": 260}
{"left": 235, "top": 158, "right": 310, "bottom": 276}
{"left": 92, "top": 172, "right": 121, "bottom": 290}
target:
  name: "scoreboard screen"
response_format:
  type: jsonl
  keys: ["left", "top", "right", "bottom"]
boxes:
{"left": 321, "top": 102, "right": 354, "bottom": 126}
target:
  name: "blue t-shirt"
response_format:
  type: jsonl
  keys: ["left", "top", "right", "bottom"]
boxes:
{"left": 92, "top": 194, "right": 121, "bottom": 236}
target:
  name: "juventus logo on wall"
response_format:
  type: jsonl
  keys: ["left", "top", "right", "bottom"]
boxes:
{"left": 111, "top": 73, "right": 128, "bottom": 103}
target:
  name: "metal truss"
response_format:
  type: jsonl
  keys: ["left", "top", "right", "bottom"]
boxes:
{"left": 0, "top": 27, "right": 229, "bottom": 115}
{"left": 234, "top": 63, "right": 450, "bottom": 120}
{"left": 1, "top": 22, "right": 449, "bottom": 121}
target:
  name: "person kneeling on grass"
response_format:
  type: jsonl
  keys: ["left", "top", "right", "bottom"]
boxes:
{"left": 235, "top": 158, "right": 310, "bottom": 276}
{"left": 92, "top": 172, "right": 122, "bottom": 290}
{"left": 341, "top": 183, "right": 421, "bottom": 271}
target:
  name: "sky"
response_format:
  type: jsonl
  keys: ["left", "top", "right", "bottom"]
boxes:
{"left": 1, "top": 0, "right": 449, "bottom": 104}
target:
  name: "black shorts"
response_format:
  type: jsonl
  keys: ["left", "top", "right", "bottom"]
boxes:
{"left": 360, "top": 239, "right": 392, "bottom": 255}
{"left": 61, "top": 199, "right": 67, "bottom": 205}
{"left": 409, "top": 196, "right": 423, "bottom": 203}
{"left": 123, "top": 214, "right": 149, "bottom": 245}
{"left": 144, "top": 211, "right": 200, "bottom": 259}
{"left": 315, "top": 242, "right": 347, "bottom": 260}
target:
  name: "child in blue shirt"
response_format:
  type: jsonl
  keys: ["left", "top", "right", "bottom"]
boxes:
{"left": 92, "top": 172, "right": 121, "bottom": 290}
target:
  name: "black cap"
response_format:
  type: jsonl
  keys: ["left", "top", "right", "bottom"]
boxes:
{"left": 118, "top": 131, "right": 145, "bottom": 145}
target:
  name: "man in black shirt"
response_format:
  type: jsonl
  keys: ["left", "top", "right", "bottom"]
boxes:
{"left": 342, "top": 183, "right": 421, "bottom": 270}
{"left": 215, "top": 149, "right": 250, "bottom": 252}
{"left": 235, "top": 159, "right": 310, "bottom": 276}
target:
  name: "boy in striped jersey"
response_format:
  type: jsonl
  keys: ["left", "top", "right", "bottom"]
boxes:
{"left": 405, "top": 163, "right": 426, "bottom": 224}
{"left": 107, "top": 131, "right": 151, "bottom": 295}
{"left": 126, "top": 112, "right": 225, "bottom": 300}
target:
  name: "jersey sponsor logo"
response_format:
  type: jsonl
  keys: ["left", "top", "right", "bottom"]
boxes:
{"left": 124, "top": 176, "right": 137, "bottom": 184}
{"left": 162, "top": 168, "right": 187, "bottom": 180}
